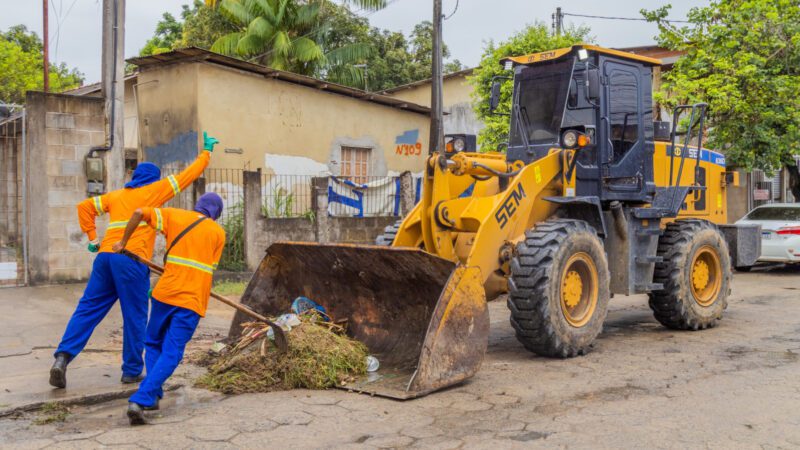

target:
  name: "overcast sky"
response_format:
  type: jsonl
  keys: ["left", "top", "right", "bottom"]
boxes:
{"left": 1, "top": 0, "right": 705, "bottom": 84}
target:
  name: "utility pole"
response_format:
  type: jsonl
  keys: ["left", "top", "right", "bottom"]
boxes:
{"left": 42, "top": 0, "right": 49, "bottom": 92}
{"left": 552, "top": 7, "right": 564, "bottom": 36}
{"left": 99, "top": 0, "right": 125, "bottom": 190}
{"left": 429, "top": 0, "right": 444, "bottom": 155}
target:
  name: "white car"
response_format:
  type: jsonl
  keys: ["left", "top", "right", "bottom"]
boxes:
{"left": 735, "top": 203, "right": 800, "bottom": 266}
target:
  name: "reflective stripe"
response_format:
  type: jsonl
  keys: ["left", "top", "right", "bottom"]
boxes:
{"left": 107, "top": 221, "right": 148, "bottom": 230}
{"left": 154, "top": 208, "right": 163, "bottom": 232}
{"left": 166, "top": 255, "right": 214, "bottom": 274}
{"left": 167, "top": 175, "right": 181, "bottom": 195}
{"left": 212, "top": 262, "right": 218, "bottom": 269}
{"left": 92, "top": 196, "right": 104, "bottom": 215}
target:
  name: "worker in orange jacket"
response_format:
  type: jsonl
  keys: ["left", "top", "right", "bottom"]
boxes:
{"left": 49, "top": 133, "right": 219, "bottom": 389}
{"left": 112, "top": 193, "right": 226, "bottom": 425}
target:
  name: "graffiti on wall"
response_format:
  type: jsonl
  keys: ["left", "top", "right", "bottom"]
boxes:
{"left": 144, "top": 130, "right": 198, "bottom": 168}
{"left": 395, "top": 129, "right": 422, "bottom": 156}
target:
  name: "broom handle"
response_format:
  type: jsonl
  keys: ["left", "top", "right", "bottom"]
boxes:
{"left": 121, "top": 250, "right": 283, "bottom": 346}
{"left": 125, "top": 251, "right": 273, "bottom": 323}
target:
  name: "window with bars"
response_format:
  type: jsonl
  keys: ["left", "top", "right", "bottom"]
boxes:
{"left": 340, "top": 146, "right": 371, "bottom": 183}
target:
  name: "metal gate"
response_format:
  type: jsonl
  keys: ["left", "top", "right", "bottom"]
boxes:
{"left": 0, "top": 104, "right": 28, "bottom": 287}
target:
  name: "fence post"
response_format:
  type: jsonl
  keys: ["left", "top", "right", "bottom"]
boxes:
{"left": 399, "top": 171, "right": 415, "bottom": 216}
{"left": 243, "top": 169, "right": 262, "bottom": 270}
{"left": 312, "top": 176, "right": 330, "bottom": 243}
{"left": 192, "top": 176, "right": 206, "bottom": 205}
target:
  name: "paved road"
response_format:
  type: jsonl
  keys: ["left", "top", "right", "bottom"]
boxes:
{"left": 2, "top": 265, "right": 799, "bottom": 449}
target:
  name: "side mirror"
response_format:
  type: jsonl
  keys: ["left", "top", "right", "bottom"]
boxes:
{"left": 489, "top": 81, "right": 501, "bottom": 111}
{"left": 586, "top": 68, "right": 600, "bottom": 101}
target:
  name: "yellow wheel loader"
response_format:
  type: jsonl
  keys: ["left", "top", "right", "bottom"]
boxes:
{"left": 231, "top": 45, "right": 760, "bottom": 399}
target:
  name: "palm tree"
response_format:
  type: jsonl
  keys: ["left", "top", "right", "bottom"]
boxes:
{"left": 210, "top": 0, "right": 384, "bottom": 86}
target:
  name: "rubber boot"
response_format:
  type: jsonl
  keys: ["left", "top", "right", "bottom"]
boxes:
{"left": 49, "top": 353, "right": 69, "bottom": 388}
{"left": 127, "top": 403, "right": 147, "bottom": 426}
{"left": 120, "top": 374, "right": 144, "bottom": 384}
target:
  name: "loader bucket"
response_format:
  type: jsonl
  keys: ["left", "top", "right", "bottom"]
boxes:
{"left": 230, "top": 242, "right": 489, "bottom": 399}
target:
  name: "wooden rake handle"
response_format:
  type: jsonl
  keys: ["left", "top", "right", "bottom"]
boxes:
{"left": 120, "top": 250, "right": 288, "bottom": 353}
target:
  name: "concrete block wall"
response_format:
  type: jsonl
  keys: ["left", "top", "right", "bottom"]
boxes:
{"left": 26, "top": 92, "right": 106, "bottom": 284}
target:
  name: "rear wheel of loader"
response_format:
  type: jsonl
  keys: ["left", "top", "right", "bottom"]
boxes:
{"left": 375, "top": 220, "right": 402, "bottom": 246}
{"left": 649, "top": 220, "right": 732, "bottom": 330}
{"left": 508, "top": 219, "right": 610, "bottom": 358}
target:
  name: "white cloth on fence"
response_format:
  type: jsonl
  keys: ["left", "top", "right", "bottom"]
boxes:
{"left": 327, "top": 176, "right": 401, "bottom": 217}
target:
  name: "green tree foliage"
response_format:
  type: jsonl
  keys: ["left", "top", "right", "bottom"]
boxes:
{"left": 181, "top": 0, "right": 239, "bottom": 49}
{"left": 0, "top": 25, "right": 83, "bottom": 104}
{"left": 211, "top": 0, "right": 382, "bottom": 86}
{"left": 139, "top": 1, "right": 237, "bottom": 56}
{"left": 140, "top": 13, "right": 183, "bottom": 56}
{"left": 469, "top": 23, "right": 591, "bottom": 150}
{"left": 142, "top": 1, "right": 462, "bottom": 91}
{"left": 337, "top": 17, "right": 462, "bottom": 92}
{"left": 642, "top": 0, "right": 800, "bottom": 200}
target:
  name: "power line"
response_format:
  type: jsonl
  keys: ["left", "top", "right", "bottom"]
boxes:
{"left": 443, "top": 0, "right": 458, "bottom": 20}
{"left": 562, "top": 12, "right": 690, "bottom": 23}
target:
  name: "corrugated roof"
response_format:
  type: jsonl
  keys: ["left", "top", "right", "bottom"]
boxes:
{"left": 127, "top": 48, "right": 431, "bottom": 116}
{"left": 63, "top": 73, "right": 138, "bottom": 96}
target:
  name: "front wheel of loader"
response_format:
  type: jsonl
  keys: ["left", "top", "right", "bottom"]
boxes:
{"left": 648, "top": 220, "right": 732, "bottom": 330}
{"left": 508, "top": 219, "right": 611, "bottom": 358}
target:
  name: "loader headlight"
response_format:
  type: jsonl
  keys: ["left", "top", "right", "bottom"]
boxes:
{"left": 562, "top": 130, "right": 579, "bottom": 148}
{"left": 561, "top": 130, "right": 590, "bottom": 149}
{"left": 452, "top": 137, "right": 466, "bottom": 152}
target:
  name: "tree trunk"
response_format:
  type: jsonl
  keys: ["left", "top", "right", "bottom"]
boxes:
{"left": 787, "top": 163, "right": 800, "bottom": 203}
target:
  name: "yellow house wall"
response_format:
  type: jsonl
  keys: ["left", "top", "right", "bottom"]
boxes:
{"left": 135, "top": 63, "right": 200, "bottom": 171}
{"left": 385, "top": 74, "right": 483, "bottom": 144}
{"left": 192, "top": 63, "right": 430, "bottom": 176}
{"left": 387, "top": 75, "right": 473, "bottom": 108}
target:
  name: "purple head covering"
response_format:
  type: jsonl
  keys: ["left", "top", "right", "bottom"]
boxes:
{"left": 194, "top": 192, "right": 223, "bottom": 221}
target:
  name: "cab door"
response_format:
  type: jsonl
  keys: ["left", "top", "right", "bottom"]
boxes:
{"left": 598, "top": 58, "right": 651, "bottom": 202}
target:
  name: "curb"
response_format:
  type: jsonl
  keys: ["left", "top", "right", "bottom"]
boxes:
{"left": 0, "top": 383, "right": 182, "bottom": 418}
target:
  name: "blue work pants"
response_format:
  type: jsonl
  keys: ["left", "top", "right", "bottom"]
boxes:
{"left": 55, "top": 252, "right": 150, "bottom": 376}
{"left": 129, "top": 298, "right": 200, "bottom": 407}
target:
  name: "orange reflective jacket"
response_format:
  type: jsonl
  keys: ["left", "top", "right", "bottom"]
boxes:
{"left": 142, "top": 207, "right": 226, "bottom": 316}
{"left": 77, "top": 151, "right": 210, "bottom": 260}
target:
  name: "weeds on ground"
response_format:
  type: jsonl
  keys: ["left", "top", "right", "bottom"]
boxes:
{"left": 34, "top": 402, "right": 69, "bottom": 425}
{"left": 212, "top": 280, "right": 248, "bottom": 297}
{"left": 195, "top": 316, "right": 367, "bottom": 394}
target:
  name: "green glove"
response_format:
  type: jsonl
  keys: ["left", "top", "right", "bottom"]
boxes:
{"left": 203, "top": 131, "right": 219, "bottom": 151}
{"left": 87, "top": 239, "right": 100, "bottom": 253}
{"left": 147, "top": 287, "right": 153, "bottom": 298}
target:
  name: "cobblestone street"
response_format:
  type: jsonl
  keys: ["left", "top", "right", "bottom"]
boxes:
{"left": 2, "top": 266, "right": 800, "bottom": 449}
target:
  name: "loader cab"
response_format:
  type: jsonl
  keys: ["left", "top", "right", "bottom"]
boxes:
{"left": 499, "top": 45, "right": 660, "bottom": 204}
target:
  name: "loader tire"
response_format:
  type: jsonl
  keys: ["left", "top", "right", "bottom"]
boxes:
{"left": 375, "top": 220, "right": 403, "bottom": 246}
{"left": 508, "top": 219, "right": 610, "bottom": 358}
{"left": 648, "top": 220, "right": 732, "bottom": 330}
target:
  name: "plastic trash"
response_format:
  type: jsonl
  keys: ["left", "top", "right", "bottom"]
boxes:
{"left": 210, "top": 342, "right": 227, "bottom": 354}
{"left": 291, "top": 296, "right": 328, "bottom": 320}
{"left": 276, "top": 313, "right": 301, "bottom": 328}
{"left": 366, "top": 355, "right": 380, "bottom": 372}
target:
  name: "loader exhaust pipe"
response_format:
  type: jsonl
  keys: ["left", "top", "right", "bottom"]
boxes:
{"left": 231, "top": 242, "right": 489, "bottom": 399}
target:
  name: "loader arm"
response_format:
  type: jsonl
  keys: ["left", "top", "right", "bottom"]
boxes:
{"left": 395, "top": 150, "right": 564, "bottom": 287}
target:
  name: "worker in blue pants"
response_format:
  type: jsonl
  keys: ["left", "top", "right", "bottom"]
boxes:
{"left": 112, "top": 193, "right": 225, "bottom": 424}
{"left": 54, "top": 253, "right": 150, "bottom": 379}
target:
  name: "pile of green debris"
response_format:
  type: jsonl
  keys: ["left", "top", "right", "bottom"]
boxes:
{"left": 196, "top": 313, "right": 368, "bottom": 394}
